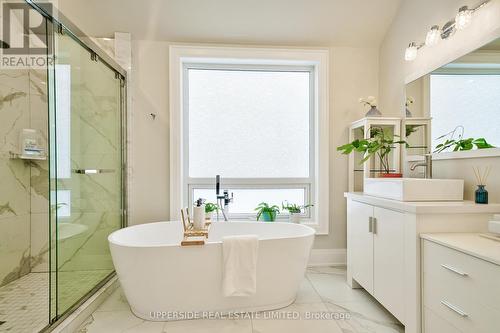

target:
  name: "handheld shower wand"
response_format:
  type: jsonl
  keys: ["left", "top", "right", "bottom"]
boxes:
{"left": 215, "top": 175, "right": 232, "bottom": 221}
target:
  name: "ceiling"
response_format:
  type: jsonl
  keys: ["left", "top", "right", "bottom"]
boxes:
{"left": 55, "top": 0, "right": 401, "bottom": 47}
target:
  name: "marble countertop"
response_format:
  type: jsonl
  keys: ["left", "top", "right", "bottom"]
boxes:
{"left": 421, "top": 233, "right": 500, "bottom": 266}
{"left": 345, "top": 192, "right": 500, "bottom": 214}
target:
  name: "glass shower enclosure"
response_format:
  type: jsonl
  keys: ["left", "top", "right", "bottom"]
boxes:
{"left": 0, "top": 1, "right": 126, "bottom": 332}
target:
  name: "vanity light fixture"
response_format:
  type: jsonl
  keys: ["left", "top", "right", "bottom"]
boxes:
{"left": 405, "top": 42, "right": 421, "bottom": 61}
{"left": 455, "top": 6, "right": 473, "bottom": 30}
{"left": 425, "top": 25, "right": 441, "bottom": 46}
{"left": 404, "top": 0, "right": 491, "bottom": 61}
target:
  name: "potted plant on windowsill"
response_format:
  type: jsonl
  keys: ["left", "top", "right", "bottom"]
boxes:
{"left": 337, "top": 127, "right": 407, "bottom": 178}
{"left": 282, "top": 201, "right": 314, "bottom": 223}
{"left": 204, "top": 202, "right": 219, "bottom": 221}
{"left": 255, "top": 202, "right": 280, "bottom": 222}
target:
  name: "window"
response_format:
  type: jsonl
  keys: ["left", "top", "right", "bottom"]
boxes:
{"left": 184, "top": 65, "right": 314, "bottom": 219}
{"left": 170, "top": 46, "right": 329, "bottom": 233}
{"left": 430, "top": 74, "right": 500, "bottom": 150}
{"left": 55, "top": 64, "right": 71, "bottom": 179}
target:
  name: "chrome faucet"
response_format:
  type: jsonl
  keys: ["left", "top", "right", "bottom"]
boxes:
{"left": 410, "top": 154, "right": 433, "bottom": 179}
{"left": 215, "top": 175, "right": 233, "bottom": 221}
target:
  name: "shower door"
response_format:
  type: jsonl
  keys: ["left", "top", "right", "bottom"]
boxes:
{"left": 49, "top": 25, "right": 125, "bottom": 319}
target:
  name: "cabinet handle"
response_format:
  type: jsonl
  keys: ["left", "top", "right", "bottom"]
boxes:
{"left": 372, "top": 217, "right": 377, "bottom": 234}
{"left": 368, "top": 217, "right": 373, "bottom": 233}
{"left": 441, "top": 300, "right": 468, "bottom": 317}
{"left": 441, "top": 264, "right": 468, "bottom": 277}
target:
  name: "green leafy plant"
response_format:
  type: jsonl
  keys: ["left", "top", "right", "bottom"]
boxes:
{"left": 337, "top": 127, "right": 407, "bottom": 174}
{"left": 255, "top": 202, "right": 280, "bottom": 222}
{"left": 281, "top": 201, "right": 313, "bottom": 214}
{"left": 434, "top": 126, "right": 494, "bottom": 153}
{"left": 204, "top": 202, "right": 219, "bottom": 214}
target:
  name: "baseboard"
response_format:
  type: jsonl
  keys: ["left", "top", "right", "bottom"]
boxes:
{"left": 308, "top": 248, "right": 346, "bottom": 267}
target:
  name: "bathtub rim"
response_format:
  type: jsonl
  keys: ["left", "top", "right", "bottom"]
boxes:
{"left": 108, "top": 220, "right": 316, "bottom": 248}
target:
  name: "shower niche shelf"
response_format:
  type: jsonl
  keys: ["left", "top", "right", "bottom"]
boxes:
{"left": 9, "top": 150, "right": 47, "bottom": 161}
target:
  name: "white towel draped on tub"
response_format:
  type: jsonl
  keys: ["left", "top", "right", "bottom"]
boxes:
{"left": 222, "top": 234, "right": 259, "bottom": 297}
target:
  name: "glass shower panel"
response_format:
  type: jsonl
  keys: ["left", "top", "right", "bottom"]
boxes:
{"left": 52, "top": 31, "right": 123, "bottom": 316}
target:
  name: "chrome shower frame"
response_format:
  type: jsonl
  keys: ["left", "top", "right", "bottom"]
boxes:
{"left": 23, "top": 1, "right": 129, "bottom": 330}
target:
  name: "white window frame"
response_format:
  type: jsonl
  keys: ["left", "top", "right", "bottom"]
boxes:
{"left": 169, "top": 45, "right": 329, "bottom": 234}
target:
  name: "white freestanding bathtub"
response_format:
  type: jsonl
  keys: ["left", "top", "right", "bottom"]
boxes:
{"left": 108, "top": 221, "right": 315, "bottom": 321}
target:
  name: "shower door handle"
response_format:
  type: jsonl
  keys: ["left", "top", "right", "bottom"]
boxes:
{"left": 73, "top": 169, "right": 115, "bottom": 175}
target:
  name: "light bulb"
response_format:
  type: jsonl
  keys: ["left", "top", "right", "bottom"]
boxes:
{"left": 405, "top": 42, "right": 418, "bottom": 61}
{"left": 455, "top": 6, "right": 472, "bottom": 30}
{"left": 425, "top": 25, "right": 441, "bottom": 46}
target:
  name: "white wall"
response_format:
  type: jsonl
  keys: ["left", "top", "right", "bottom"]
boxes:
{"left": 380, "top": 0, "right": 500, "bottom": 115}
{"left": 129, "top": 42, "right": 379, "bottom": 251}
{"left": 379, "top": 0, "right": 500, "bottom": 201}
{"left": 321, "top": 47, "right": 379, "bottom": 249}
{"left": 130, "top": 41, "right": 170, "bottom": 223}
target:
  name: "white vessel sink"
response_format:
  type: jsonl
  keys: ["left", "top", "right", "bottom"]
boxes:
{"left": 364, "top": 178, "right": 464, "bottom": 202}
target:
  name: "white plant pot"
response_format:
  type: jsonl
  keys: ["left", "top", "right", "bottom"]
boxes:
{"left": 289, "top": 213, "right": 301, "bottom": 223}
{"left": 205, "top": 212, "right": 213, "bottom": 222}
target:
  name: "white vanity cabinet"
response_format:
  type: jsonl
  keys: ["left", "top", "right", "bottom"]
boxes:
{"left": 345, "top": 192, "right": 500, "bottom": 333}
{"left": 347, "top": 200, "right": 406, "bottom": 322}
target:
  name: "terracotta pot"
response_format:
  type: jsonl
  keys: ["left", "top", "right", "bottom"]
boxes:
{"left": 379, "top": 173, "right": 403, "bottom": 178}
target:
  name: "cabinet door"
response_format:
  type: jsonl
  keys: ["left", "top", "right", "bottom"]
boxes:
{"left": 348, "top": 200, "right": 374, "bottom": 293}
{"left": 373, "top": 206, "right": 406, "bottom": 323}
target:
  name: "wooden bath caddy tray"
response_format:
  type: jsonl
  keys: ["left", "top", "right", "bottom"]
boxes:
{"left": 180, "top": 207, "right": 211, "bottom": 246}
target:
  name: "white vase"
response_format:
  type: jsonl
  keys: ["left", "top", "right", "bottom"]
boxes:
{"left": 365, "top": 106, "right": 382, "bottom": 117}
{"left": 289, "top": 213, "right": 301, "bottom": 223}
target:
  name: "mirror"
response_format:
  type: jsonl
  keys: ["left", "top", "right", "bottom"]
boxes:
{"left": 405, "top": 37, "right": 500, "bottom": 157}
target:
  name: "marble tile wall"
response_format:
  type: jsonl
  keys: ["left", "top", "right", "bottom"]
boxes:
{"left": 0, "top": 68, "right": 32, "bottom": 287}
{"left": 0, "top": 62, "right": 50, "bottom": 285}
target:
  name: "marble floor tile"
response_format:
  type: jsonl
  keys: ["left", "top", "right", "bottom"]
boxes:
{"left": 252, "top": 302, "right": 342, "bottom": 333}
{"left": 94, "top": 287, "right": 130, "bottom": 312}
{"left": 77, "top": 311, "right": 166, "bottom": 333}
{"left": 325, "top": 301, "right": 404, "bottom": 333}
{"left": 164, "top": 318, "right": 252, "bottom": 333}
{"left": 76, "top": 266, "right": 403, "bottom": 333}
{"left": 294, "top": 277, "right": 323, "bottom": 304}
{"left": 307, "top": 270, "right": 372, "bottom": 303}
{"left": 326, "top": 298, "right": 400, "bottom": 325}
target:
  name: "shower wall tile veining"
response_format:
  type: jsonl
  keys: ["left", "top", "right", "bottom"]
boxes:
{"left": 0, "top": 1, "right": 127, "bottom": 332}
{"left": 0, "top": 62, "right": 50, "bottom": 333}
{"left": 0, "top": 66, "right": 49, "bottom": 286}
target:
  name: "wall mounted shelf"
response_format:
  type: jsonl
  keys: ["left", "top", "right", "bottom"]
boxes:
{"left": 347, "top": 117, "right": 432, "bottom": 192}
{"left": 9, "top": 151, "right": 47, "bottom": 161}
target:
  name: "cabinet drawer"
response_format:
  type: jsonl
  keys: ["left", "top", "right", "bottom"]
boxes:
{"left": 424, "top": 307, "right": 462, "bottom": 333}
{"left": 423, "top": 270, "right": 500, "bottom": 333}
{"left": 422, "top": 240, "right": 500, "bottom": 313}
